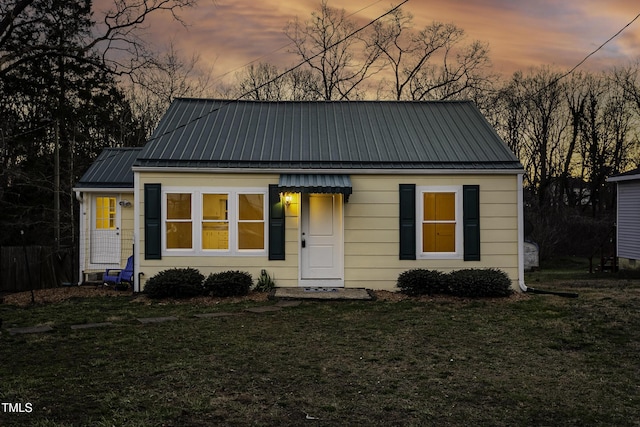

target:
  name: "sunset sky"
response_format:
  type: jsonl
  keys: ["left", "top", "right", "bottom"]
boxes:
{"left": 113, "top": 0, "right": 640, "bottom": 84}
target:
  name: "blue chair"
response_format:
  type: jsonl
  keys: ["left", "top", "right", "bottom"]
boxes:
{"left": 103, "top": 256, "right": 134, "bottom": 287}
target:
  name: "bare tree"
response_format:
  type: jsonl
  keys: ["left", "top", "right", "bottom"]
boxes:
{"left": 124, "top": 41, "right": 215, "bottom": 139}
{"left": 578, "top": 72, "right": 635, "bottom": 214}
{"left": 236, "top": 63, "right": 284, "bottom": 100}
{"left": 232, "top": 62, "right": 321, "bottom": 101}
{"left": 0, "top": 0, "right": 197, "bottom": 79}
{"left": 284, "top": 0, "right": 384, "bottom": 100}
{"left": 504, "top": 68, "right": 568, "bottom": 208}
{"left": 371, "top": 7, "right": 494, "bottom": 102}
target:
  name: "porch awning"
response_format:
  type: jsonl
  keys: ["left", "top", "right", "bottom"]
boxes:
{"left": 278, "top": 174, "right": 352, "bottom": 201}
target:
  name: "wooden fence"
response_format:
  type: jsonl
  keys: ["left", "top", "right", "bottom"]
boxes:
{"left": 0, "top": 246, "right": 74, "bottom": 293}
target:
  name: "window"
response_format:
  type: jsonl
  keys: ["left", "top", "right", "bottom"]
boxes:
{"left": 418, "top": 186, "right": 462, "bottom": 259}
{"left": 95, "top": 197, "right": 116, "bottom": 229}
{"left": 202, "top": 194, "right": 228, "bottom": 250}
{"left": 166, "top": 193, "right": 192, "bottom": 249}
{"left": 238, "top": 194, "right": 265, "bottom": 250}
{"left": 163, "top": 188, "right": 266, "bottom": 255}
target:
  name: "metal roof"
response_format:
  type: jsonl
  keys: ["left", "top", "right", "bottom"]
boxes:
{"left": 279, "top": 174, "right": 352, "bottom": 201}
{"left": 135, "top": 99, "right": 523, "bottom": 171}
{"left": 608, "top": 167, "right": 640, "bottom": 183}
{"left": 75, "top": 147, "right": 142, "bottom": 189}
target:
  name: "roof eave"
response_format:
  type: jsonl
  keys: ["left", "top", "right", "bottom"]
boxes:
{"left": 132, "top": 165, "right": 524, "bottom": 175}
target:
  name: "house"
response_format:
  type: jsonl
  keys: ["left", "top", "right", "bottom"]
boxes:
{"left": 608, "top": 167, "right": 640, "bottom": 271}
{"left": 76, "top": 99, "right": 526, "bottom": 292}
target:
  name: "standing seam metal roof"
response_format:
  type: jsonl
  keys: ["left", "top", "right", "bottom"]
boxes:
{"left": 75, "top": 147, "right": 142, "bottom": 188}
{"left": 135, "top": 99, "right": 522, "bottom": 171}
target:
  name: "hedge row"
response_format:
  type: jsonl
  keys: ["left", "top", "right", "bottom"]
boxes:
{"left": 397, "top": 268, "right": 513, "bottom": 298}
{"left": 144, "top": 268, "right": 265, "bottom": 299}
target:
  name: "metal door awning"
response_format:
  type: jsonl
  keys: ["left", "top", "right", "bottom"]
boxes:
{"left": 278, "top": 174, "right": 352, "bottom": 202}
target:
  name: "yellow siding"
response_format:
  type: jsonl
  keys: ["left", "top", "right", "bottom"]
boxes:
{"left": 137, "top": 172, "right": 299, "bottom": 288}
{"left": 136, "top": 172, "right": 521, "bottom": 291}
{"left": 344, "top": 174, "right": 520, "bottom": 290}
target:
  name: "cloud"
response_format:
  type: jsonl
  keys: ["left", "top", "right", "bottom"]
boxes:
{"left": 95, "top": 0, "right": 640, "bottom": 82}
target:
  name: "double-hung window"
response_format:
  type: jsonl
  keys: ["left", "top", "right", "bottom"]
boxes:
{"left": 166, "top": 193, "right": 192, "bottom": 249}
{"left": 163, "top": 188, "right": 266, "bottom": 255}
{"left": 418, "top": 186, "right": 463, "bottom": 259}
{"left": 202, "top": 194, "right": 229, "bottom": 250}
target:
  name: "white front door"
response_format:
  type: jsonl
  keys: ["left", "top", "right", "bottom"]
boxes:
{"left": 300, "top": 193, "right": 344, "bottom": 286}
{"left": 90, "top": 195, "right": 121, "bottom": 265}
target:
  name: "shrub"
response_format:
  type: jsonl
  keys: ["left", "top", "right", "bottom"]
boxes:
{"left": 254, "top": 269, "right": 276, "bottom": 293}
{"left": 204, "top": 270, "right": 253, "bottom": 297}
{"left": 144, "top": 268, "right": 205, "bottom": 299}
{"left": 448, "top": 268, "right": 513, "bottom": 298}
{"left": 397, "top": 269, "right": 449, "bottom": 296}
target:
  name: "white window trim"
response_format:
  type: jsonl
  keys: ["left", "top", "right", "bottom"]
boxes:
{"left": 162, "top": 187, "right": 267, "bottom": 257}
{"left": 417, "top": 185, "right": 463, "bottom": 260}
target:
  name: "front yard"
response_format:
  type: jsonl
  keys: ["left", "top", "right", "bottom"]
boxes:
{"left": 1, "top": 277, "right": 639, "bottom": 426}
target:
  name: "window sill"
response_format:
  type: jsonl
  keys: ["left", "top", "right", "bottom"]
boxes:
{"left": 162, "top": 250, "right": 267, "bottom": 257}
{"left": 417, "top": 253, "right": 463, "bottom": 260}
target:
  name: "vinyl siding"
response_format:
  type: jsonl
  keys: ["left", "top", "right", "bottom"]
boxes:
{"left": 136, "top": 171, "right": 520, "bottom": 291}
{"left": 136, "top": 172, "right": 301, "bottom": 289}
{"left": 344, "top": 174, "right": 519, "bottom": 290}
{"left": 617, "top": 181, "right": 640, "bottom": 260}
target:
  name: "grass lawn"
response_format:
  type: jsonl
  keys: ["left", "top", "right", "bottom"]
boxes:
{"left": 1, "top": 276, "right": 639, "bottom": 426}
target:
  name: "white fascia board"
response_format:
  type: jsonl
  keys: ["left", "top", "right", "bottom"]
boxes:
{"left": 72, "top": 187, "right": 134, "bottom": 193}
{"left": 131, "top": 166, "right": 524, "bottom": 175}
{"left": 607, "top": 174, "right": 640, "bottom": 183}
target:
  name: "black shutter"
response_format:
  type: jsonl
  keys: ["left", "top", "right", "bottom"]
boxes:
{"left": 144, "top": 183, "right": 162, "bottom": 260}
{"left": 463, "top": 185, "right": 480, "bottom": 261}
{"left": 399, "top": 184, "right": 416, "bottom": 260}
{"left": 268, "top": 184, "right": 285, "bottom": 260}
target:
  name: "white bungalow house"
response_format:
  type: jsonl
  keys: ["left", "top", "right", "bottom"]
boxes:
{"left": 608, "top": 167, "right": 640, "bottom": 271}
{"left": 75, "top": 99, "right": 527, "bottom": 292}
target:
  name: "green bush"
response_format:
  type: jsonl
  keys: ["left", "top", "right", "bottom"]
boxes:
{"left": 254, "top": 269, "right": 276, "bottom": 292}
{"left": 447, "top": 268, "right": 513, "bottom": 298}
{"left": 397, "top": 269, "right": 449, "bottom": 296}
{"left": 144, "top": 268, "right": 205, "bottom": 299}
{"left": 204, "top": 270, "right": 253, "bottom": 297}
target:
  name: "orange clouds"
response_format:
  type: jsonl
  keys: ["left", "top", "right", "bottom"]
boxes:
{"left": 97, "top": 0, "right": 640, "bottom": 82}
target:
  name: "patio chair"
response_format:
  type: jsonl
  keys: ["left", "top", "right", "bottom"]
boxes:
{"left": 103, "top": 256, "right": 134, "bottom": 288}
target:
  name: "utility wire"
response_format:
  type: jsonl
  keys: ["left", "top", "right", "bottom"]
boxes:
{"left": 497, "top": 11, "right": 640, "bottom": 102}
{"left": 209, "top": 0, "right": 387, "bottom": 85}
{"left": 147, "top": 0, "right": 409, "bottom": 143}
{"left": 557, "top": 11, "right": 640, "bottom": 83}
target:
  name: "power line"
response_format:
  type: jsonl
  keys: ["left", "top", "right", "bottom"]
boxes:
{"left": 209, "top": 0, "right": 387, "bottom": 85}
{"left": 149, "top": 0, "right": 409, "bottom": 143}
{"left": 558, "top": 11, "right": 640, "bottom": 82}
{"left": 501, "top": 11, "right": 640, "bottom": 100}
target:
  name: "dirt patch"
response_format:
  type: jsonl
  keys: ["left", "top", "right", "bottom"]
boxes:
{"left": 1, "top": 286, "right": 271, "bottom": 307}
{"left": 2, "top": 287, "right": 528, "bottom": 307}
{"left": 1, "top": 286, "right": 131, "bottom": 307}
{"left": 373, "top": 290, "right": 530, "bottom": 303}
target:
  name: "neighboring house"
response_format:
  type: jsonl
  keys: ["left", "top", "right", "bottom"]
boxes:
{"left": 76, "top": 99, "right": 527, "bottom": 292}
{"left": 74, "top": 147, "right": 142, "bottom": 282}
{"left": 608, "top": 167, "right": 640, "bottom": 270}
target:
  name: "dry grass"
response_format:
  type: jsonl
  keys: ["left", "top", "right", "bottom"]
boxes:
{"left": 1, "top": 280, "right": 639, "bottom": 426}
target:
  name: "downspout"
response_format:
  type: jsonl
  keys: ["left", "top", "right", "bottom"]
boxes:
{"left": 75, "top": 190, "right": 85, "bottom": 285}
{"left": 517, "top": 173, "right": 527, "bottom": 292}
{"left": 133, "top": 171, "right": 140, "bottom": 293}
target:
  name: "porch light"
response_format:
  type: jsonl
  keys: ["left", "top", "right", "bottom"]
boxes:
{"left": 284, "top": 194, "right": 292, "bottom": 206}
